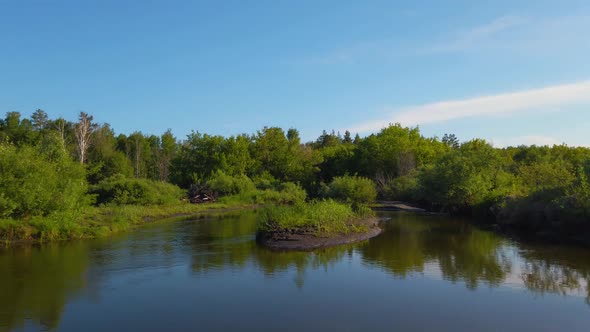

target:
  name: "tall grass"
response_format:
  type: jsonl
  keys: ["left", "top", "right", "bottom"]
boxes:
{"left": 259, "top": 200, "right": 375, "bottom": 235}
{"left": 218, "top": 183, "right": 307, "bottom": 205}
{"left": 0, "top": 200, "right": 252, "bottom": 243}
{"left": 89, "top": 175, "right": 185, "bottom": 205}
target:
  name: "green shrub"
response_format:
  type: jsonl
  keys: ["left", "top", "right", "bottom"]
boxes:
{"left": 415, "top": 140, "right": 514, "bottom": 214}
{"left": 218, "top": 182, "right": 307, "bottom": 205}
{"left": 252, "top": 171, "right": 280, "bottom": 190}
{"left": 0, "top": 142, "right": 89, "bottom": 218}
{"left": 274, "top": 182, "right": 307, "bottom": 204}
{"left": 258, "top": 199, "right": 374, "bottom": 235}
{"left": 324, "top": 175, "right": 377, "bottom": 204}
{"left": 206, "top": 171, "right": 256, "bottom": 195}
{"left": 251, "top": 182, "right": 306, "bottom": 205}
{"left": 90, "top": 175, "right": 184, "bottom": 205}
{"left": 378, "top": 171, "right": 420, "bottom": 201}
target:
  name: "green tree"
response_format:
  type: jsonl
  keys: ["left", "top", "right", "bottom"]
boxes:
{"left": 418, "top": 139, "right": 513, "bottom": 214}
{"left": 0, "top": 139, "right": 88, "bottom": 218}
{"left": 31, "top": 109, "right": 49, "bottom": 131}
{"left": 0, "top": 112, "right": 36, "bottom": 146}
{"left": 323, "top": 175, "right": 377, "bottom": 205}
{"left": 442, "top": 133, "right": 460, "bottom": 149}
{"left": 171, "top": 132, "right": 226, "bottom": 187}
{"left": 86, "top": 124, "right": 133, "bottom": 183}
{"left": 222, "top": 134, "right": 253, "bottom": 176}
{"left": 355, "top": 124, "right": 448, "bottom": 178}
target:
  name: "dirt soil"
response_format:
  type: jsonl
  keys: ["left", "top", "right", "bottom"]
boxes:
{"left": 256, "top": 217, "right": 383, "bottom": 251}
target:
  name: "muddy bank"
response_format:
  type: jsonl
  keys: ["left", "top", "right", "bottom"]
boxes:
{"left": 256, "top": 218, "right": 383, "bottom": 251}
{"left": 372, "top": 201, "right": 426, "bottom": 212}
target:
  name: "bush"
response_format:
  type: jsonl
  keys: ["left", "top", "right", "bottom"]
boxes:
{"left": 90, "top": 175, "right": 184, "bottom": 205}
{"left": 206, "top": 171, "right": 256, "bottom": 195}
{"left": 495, "top": 190, "right": 590, "bottom": 231}
{"left": 415, "top": 140, "right": 514, "bottom": 214}
{"left": 324, "top": 175, "right": 377, "bottom": 204}
{"left": 218, "top": 182, "right": 307, "bottom": 205}
{"left": 259, "top": 200, "right": 373, "bottom": 235}
{"left": 252, "top": 171, "right": 280, "bottom": 190}
{"left": 274, "top": 182, "right": 307, "bottom": 204}
{"left": 0, "top": 142, "right": 89, "bottom": 218}
{"left": 378, "top": 171, "right": 420, "bottom": 201}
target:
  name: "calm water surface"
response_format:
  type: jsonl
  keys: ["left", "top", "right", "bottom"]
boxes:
{"left": 1, "top": 211, "right": 590, "bottom": 331}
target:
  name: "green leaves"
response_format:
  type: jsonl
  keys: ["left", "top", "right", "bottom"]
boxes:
{"left": 323, "top": 175, "right": 377, "bottom": 205}
{"left": 89, "top": 175, "right": 184, "bottom": 206}
{"left": 0, "top": 143, "right": 88, "bottom": 218}
{"left": 259, "top": 200, "right": 368, "bottom": 235}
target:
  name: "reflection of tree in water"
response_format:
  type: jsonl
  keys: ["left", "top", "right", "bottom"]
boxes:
{"left": 0, "top": 243, "right": 89, "bottom": 332}
{"left": 360, "top": 213, "right": 512, "bottom": 290}
{"left": 251, "top": 245, "right": 353, "bottom": 288}
{"left": 187, "top": 211, "right": 259, "bottom": 273}
{"left": 362, "top": 212, "right": 590, "bottom": 304}
{"left": 435, "top": 230, "right": 511, "bottom": 289}
{"left": 518, "top": 246, "right": 590, "bottom": 305}
{"left": 2, "top": 210, "right": 590, "bottom": 332}
{"left": 186, "top": 210, "right": 351, "bottom": 287}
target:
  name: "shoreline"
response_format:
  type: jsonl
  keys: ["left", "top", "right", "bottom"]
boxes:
{"left": 0, "top": 202, "right": 258, "bottom": 246}
{"left": 376, "top": 200, "right": 590, "bottom": 248}
{"left": 256, "top": 217, "right": 383, "bottom": 251}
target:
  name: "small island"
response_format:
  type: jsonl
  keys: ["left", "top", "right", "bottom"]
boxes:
{"left": 256, "top": 200, "right": 383, "bottom": 250}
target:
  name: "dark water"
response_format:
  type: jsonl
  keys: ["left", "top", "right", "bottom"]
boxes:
{"left": 1, "top": 211, "right": 590, "bottom": 332}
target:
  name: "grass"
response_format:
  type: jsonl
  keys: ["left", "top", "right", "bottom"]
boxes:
{"left": 0, "top": 200, "right": 254, "bottom": 244}
{"left": 258, "top": 199, "right": 375, "bottom": 236}
{"left": 218, "top": 188, "right": 305, "bottom": 206}
{"left": 0, "top": 184, "right": 309, "bottom": 244}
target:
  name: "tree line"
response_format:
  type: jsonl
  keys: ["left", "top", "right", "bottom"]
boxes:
{"left": 1, "top": 110, "right": 589, "bottom": 234}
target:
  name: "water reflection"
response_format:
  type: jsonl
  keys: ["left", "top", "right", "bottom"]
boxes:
{"left": 518, "top": 246, "right": 590, "bottom": 304}
{"left": 0, "top": 243, "right": 89, "bottom": 332}
{"left": 1, "top": 210, "right": 590, "bottom": 331}
{"left": 252, "top": 246, "right": 355, "bottom": 288}
{"left": 361, "top": 213, "right": 512, "bottom": 289}
{"left": 186, "top": 212, "right": 258, "bottom": 273}
{"left": 184, "top": 211, "right": 353, "bottom": 288}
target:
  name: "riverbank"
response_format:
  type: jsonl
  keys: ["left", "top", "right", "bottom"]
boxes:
{"left": 371, "top": 201, "right": 428, "bottom": 213}
{"left": 477, "top": 221, "right": 590, "bottom": 248}
{"left": 0, "top": 201, "right": 256, "bottom": 244}
{"left": 257, "top": 217, "right": 382, "bottom": 250}
{"left": 376, "top": 200, "right": 590, "bottom": 248}
{"left": 256, "top": 200, "right": 382, "bottom": 250}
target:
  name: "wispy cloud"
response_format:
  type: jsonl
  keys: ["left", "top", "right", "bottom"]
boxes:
{"left": 293, "top": 40, "right": 398, "bottom": 65}
{"left": 348, "top": 80, "right": 590, "bottom": 133}
{"left": 426, "top": 15, "right": 529, "bottom": 53}
{"left": 292, "top": 13, "right": 590, "bottom": 65}
{"left": 292, "top": 15, "right": 530, "bottom": 65}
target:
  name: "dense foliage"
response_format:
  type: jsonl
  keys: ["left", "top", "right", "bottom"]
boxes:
{"left": 258, "top": 200, "right": 375, "bottom": 235}
{"left": 1, "top": 110, "right": 589, "bottom": 238}
{"left": 321, "top": 175, "right": 377, "bottom": 205}
{"left": 0, "top": 138, "right": 88, "bottom": 218}
{"left": 90, "top": 175, "right": 184, "bottom": 206}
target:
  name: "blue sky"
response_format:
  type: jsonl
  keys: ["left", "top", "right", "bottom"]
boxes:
{"left": 1, "top": 0, "right": 589, "bottom": 146}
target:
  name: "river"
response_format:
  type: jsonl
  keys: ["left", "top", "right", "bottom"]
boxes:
{"left": 1, "top": 210, "right": 589, "bottom": 331}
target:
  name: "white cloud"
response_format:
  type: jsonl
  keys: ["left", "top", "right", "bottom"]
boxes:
{"left": 293, "top": 13, "right": 590, "bottom": 65}
{"left": 348, "top": 80, "right": 590, "bottom": 133}
{"left": 293, "top": 40, "right": 395, "bottom": 65}
{"left": 293, "top": 15, "right": 531, "bottom": 65}
{"left": 427, "top": 15, "right": 529, "bottom": 53}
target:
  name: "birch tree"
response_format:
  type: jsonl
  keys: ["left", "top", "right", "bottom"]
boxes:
{"left": 75, "top": 112, "right": 95, "bottom": 164}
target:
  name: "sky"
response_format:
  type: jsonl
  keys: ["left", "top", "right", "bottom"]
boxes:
{"left": 1, "top": 0, "right": 589, "bottom": 146}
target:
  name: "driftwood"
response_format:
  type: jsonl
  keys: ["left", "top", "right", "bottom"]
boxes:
{"left": 188, "top": 184, "right": 218, "bottom": 204}
{"left": 189, "top": 193, "right": 217, "bottom": 204}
